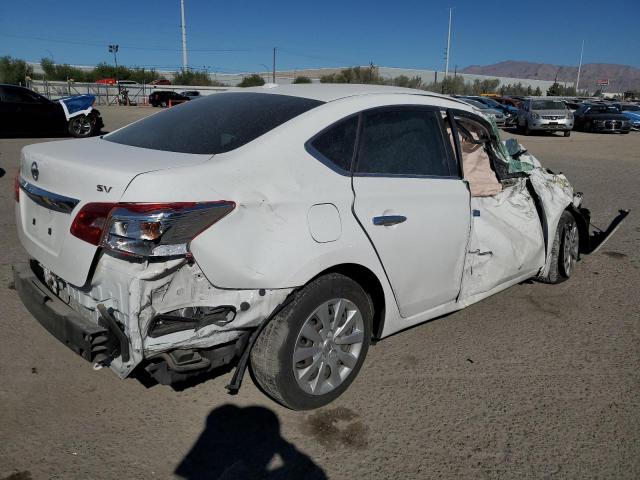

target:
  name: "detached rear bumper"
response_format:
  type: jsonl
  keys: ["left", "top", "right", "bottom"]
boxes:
{"left": 13, "top": 262, "right": 120, "bottom": 363}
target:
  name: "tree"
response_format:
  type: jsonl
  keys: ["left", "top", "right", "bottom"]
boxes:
{"left": 0, "top": 56, "right": 33, "bottom": 84}
{"left": 533, "top": 86, "right": 542, "bottom": 96}
{"left": 173, "top": 69, "right": 215, "bottom": 86}
{"left": 320, "top": 65, "right": 382, "bottom": 84}
{"left": 547, "top": 82, "right": 561, "bottom": 96}
{"left": 237, "top": 74, "right": 265, "bottom": 87}
{"left": 292, "top": 75, "right": 312, "bottom": 84}
{"left": 390, "top": 75, "right": 423, "bottom": 89}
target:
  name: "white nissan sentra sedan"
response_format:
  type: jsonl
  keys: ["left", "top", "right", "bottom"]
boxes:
{"left": 13, "top": 84, "right": 628, "bottom": 409}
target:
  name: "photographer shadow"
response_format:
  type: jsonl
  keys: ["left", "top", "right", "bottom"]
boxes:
{"left": 175, "top": 404, "right": 327, "bottom": 480}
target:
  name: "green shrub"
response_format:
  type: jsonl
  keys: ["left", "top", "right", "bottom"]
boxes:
{"left": 237, "top": 74, "right": 265, "bottom": 87}
{"left": 293, "top": 75, "right": 312, "bottom": 84}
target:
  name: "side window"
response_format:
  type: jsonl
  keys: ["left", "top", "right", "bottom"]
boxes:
{"left": 2, "top": 87, "right": 34, "bottom": 103}
{"left": 356, "top": 108, "right": 451, "bottom": 177}
{"left": 310, "top": 116, "right": 358, "bottom": 172}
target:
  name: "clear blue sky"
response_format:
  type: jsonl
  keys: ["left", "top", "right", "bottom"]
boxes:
{"left": 1, "top": 0, "right": 639, "bottom": 73}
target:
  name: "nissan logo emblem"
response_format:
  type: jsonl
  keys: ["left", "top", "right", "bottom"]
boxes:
{"left": 31, "top": 162, "right": 39, "bottom": 181}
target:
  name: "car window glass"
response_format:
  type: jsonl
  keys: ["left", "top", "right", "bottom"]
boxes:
{"left": 105, "top": 92, "right": 324, "bottom": 154}
{"left": 2, "top": 88, "right": 38, "bottom": 103}
{"left": 356, "top": 108, "right": 450, "bottom": 176}
{"left": 310, "top": 116, "right": 358, "bottom": 171}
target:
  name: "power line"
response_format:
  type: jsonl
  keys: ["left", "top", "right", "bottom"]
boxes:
{"left": 0, "top": 33, "right": 254, "bottom": 53}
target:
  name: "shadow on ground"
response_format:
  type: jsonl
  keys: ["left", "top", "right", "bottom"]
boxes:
{"left": 175, "top": 404, "right": 326, "bottom": 480}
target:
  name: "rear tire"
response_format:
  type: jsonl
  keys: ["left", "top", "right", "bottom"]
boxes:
{"left": 250, "top": 273, "right": 373, "bottom": 410}
{"left": 537, "top": 211, "right": 579, "bottom": 284}
{"left": 160, "top": 100, "right": 167, "bottom": 108}
{"left": 523, "top": 122, "right": 532, "bottom": 135}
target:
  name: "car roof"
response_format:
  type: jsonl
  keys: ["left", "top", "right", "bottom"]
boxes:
{"left": 238, "top": 83, "right": 470, "bottom": 106}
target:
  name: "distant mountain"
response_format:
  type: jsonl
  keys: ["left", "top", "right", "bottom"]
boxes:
{"left": 461, "top": 61, "right": 640, "bottom": 92}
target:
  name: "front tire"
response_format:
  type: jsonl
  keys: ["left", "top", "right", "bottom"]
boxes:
{"left": 250, "top": 273, "right": 373, "bottom": 410}
{"left": 564, "top": 130, "right": 571, "bottom": 137}
{"left": 523, "top": 122, "right": 532, "bottom": 135}
{"left": 67, "top": 114, "right": 97, "bottom": 138}
{"left": 538, "top": 211, "right": 579, "bottom": 284}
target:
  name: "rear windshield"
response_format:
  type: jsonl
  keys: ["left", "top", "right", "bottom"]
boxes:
{"left": 104, "top": 92, "right": 324, "bottom": 154}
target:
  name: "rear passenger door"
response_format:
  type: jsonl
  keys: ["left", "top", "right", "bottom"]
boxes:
{"left": 0, "top": 86, "right": 23, "bottom": 133}
{"left": 352, "top": 107, "right": 470, "bottom": 318}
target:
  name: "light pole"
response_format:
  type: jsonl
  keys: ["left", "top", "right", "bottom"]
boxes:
{"left": 109, "top": 44, "right": 119, "bottom": 84}
{"left": 272, "top": 47, "right": 276, "bottom": 83}
{"left": 575, "top": 40, "right": 584, "bottom": 95}
{"left": 445, "top": 8, "right": 452, "bottom": 79}
{"left": 259, "top": 64, "right": 270, "bottom": 81}
{"left": 180, "top": 0, "right": 188, "bottom": 70}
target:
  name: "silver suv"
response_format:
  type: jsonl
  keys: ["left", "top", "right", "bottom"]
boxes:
{"left": 517, "top": 98, "right": 574, "bottom": 136}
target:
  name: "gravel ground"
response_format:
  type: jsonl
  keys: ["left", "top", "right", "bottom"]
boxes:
{"left": 1, "top": 106, "right": 638, "bottom": 480}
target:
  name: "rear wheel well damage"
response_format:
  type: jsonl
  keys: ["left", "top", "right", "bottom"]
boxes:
{"left": 310, "top": 263, "right": 386, "bottom": 340}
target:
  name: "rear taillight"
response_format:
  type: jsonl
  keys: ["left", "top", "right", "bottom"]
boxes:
{"left": 70, "top": 203, "right": 115, "bottom": 246}
{"left": 70, "top": 201, "right": 235, "bottom": 257}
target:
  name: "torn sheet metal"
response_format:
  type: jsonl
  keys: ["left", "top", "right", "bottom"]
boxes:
{"left": 460, "top": 177, "right": 545, "bottom": 299}
{"left": 60, "top": 254, "right": 292, "bottom": 378}
{"left": 457, "top": 123, "right": 575, "bottom": 300}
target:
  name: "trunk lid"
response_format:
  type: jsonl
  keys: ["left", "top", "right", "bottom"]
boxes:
{"left": 17, "top": 137, "right": 212, "bottom": 286}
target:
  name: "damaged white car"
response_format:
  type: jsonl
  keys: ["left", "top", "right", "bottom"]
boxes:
{"left": 13, "top": 85, "right": 628, "bottom": 410}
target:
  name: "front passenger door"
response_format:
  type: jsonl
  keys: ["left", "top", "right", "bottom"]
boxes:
{"left": 352, "top": 107, "right": 470, "bottom": 318}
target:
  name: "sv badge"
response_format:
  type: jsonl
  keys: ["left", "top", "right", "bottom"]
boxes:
{"left": 97, "top": 185, "right": 113, "bottom": 193}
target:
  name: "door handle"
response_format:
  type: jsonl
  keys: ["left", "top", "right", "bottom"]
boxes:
{"left": 373, "top": 215, "right": 407, "bottom": 227}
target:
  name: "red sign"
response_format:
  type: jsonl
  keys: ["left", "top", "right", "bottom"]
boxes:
{"left": 596, "top": 79, "right": 609, "bottom": 86}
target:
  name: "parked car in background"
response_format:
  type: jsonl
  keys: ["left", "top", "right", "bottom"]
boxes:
{"left": 14, "top": 85, "right": 626, "bottom": 409}
{"left": 494, "top": 96, "right": 523, "bottom": 109}
{"left": 148, "top": 90, "right": 189, "bottom": 107}
{"left": 562, "top": 100, "right": 583, "bottom": 112}
{"left": 517, "top": 98, "right": 574, "bottom": 136}
{"left": 459, "top": 97, "right": 506, "bottom": 125}
{"left": 614, "top": 103, "right": 640, "bottom": 130}
{"left": 462, "top": 95, "right": 519, "bottom": 116}
{"left": 181, "top": 90, "right": 202, "bottom": 100}
{"left": 117, "top": 80, "right": 140, "bottom": 87}
{"left": 149, "top": 79, "right": 171, "bottom": 86}
{"left": 0, "top": 84, "right": 103, "bottom": 138}
{"left": 573, "top": 103, "right": 631, "bottom": 133}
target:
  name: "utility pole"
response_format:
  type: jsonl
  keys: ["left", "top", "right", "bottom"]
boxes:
{"left": 445, "top": 7, "right": 452, "bottom": 78}
{"left": 272, "top": 47, "right": 276, "bottom": 83}
{"left": 109, "top": 44, "right": 119, "bottom": 83}
{"left": 180, "top": 0, "right": 188, "bottom": 70}
{"left": 575, "top": 39, "right": 584, "bottom": 95}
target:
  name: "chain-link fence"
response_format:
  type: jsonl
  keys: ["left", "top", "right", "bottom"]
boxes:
{"left": 27, "top": 80, "right": 233, "bottom": 106}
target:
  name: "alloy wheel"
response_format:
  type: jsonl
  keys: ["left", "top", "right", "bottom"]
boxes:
{"left": 293, "top": 298, "right": 365, "bottom": 396}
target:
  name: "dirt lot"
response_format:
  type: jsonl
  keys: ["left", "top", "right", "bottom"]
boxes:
{"left": 1, "top": 106, "right": 639, "bottom": 479}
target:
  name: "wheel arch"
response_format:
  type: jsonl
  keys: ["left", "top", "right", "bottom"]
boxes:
{"left": 566, "top": 204, "right": 590, "bottom": 254}
{"left": 309, "top": 263, "right": 386, "bottom": 340}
